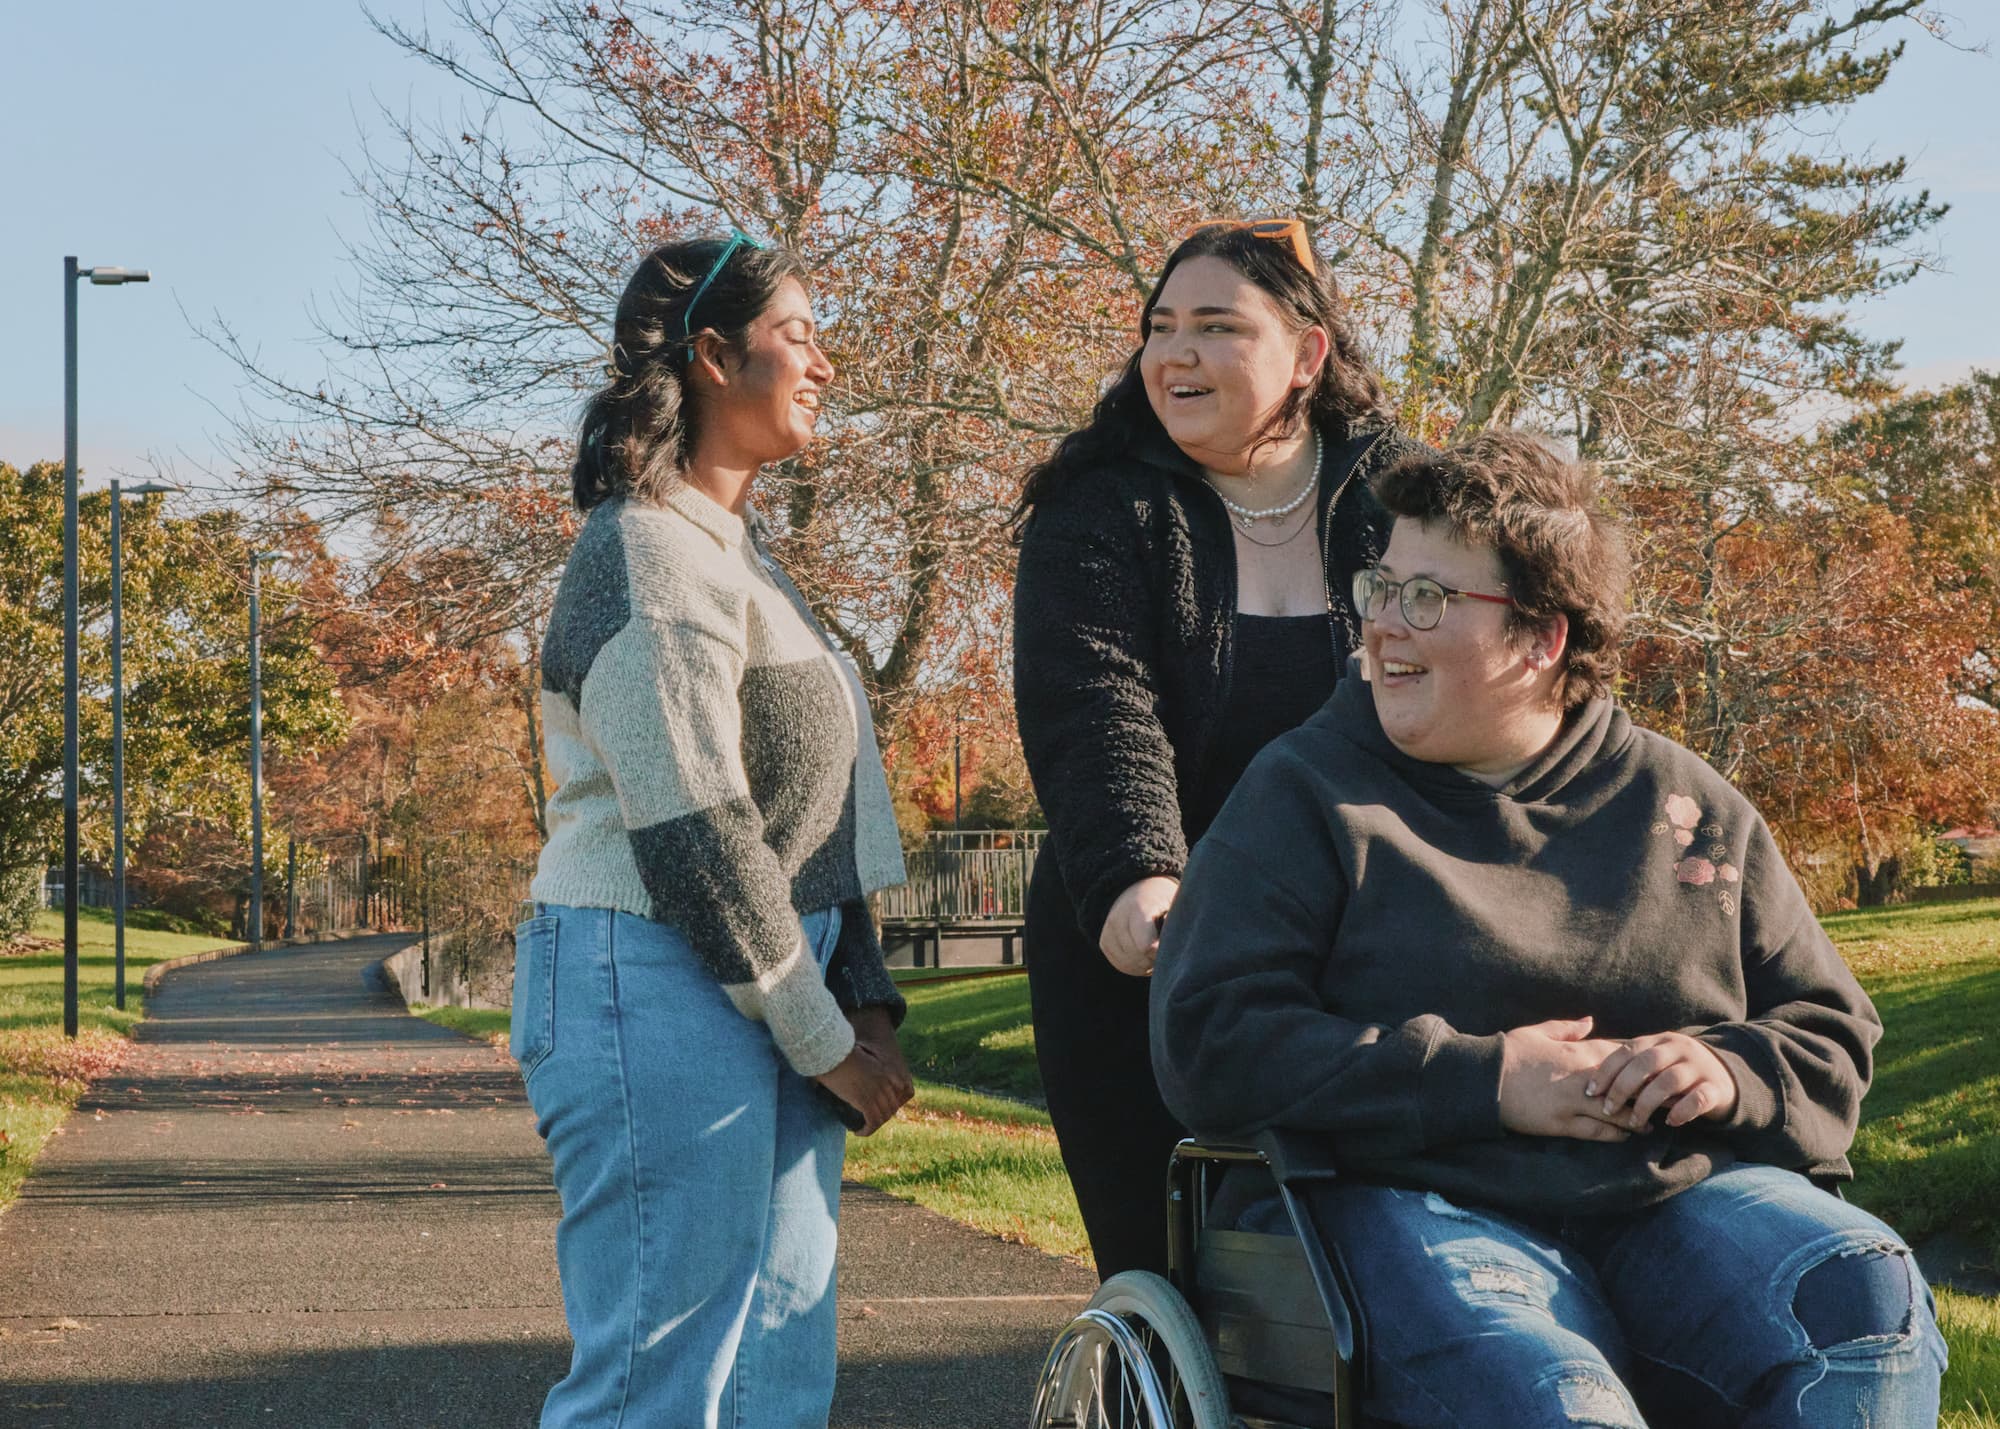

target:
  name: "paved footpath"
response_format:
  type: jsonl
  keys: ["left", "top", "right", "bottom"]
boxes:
{"left": 0, "top": 937, "right": 1092, "bottom": 1427}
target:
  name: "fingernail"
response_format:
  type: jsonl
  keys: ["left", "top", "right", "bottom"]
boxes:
{"left": 1585, "top": 1082, "right": 1598, "bottom": 1098}
{"left": 1604, "top": 1100, "right": 1616, "bottom": 1116}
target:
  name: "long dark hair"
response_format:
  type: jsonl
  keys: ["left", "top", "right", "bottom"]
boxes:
{"left": 1011, "top": 225, "right": 1391, "bottom": 533}
{"left": 572, "top": 235, "right": 811, "bottom": 511}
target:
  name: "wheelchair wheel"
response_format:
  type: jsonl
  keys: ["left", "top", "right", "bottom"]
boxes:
{"left": 1029, "top": 1270, "right": 1229, "bottom": 1429}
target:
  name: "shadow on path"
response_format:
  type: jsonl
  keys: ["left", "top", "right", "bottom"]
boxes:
{"left": 0, "top": 936, "right": 1092, "bottom": 1427}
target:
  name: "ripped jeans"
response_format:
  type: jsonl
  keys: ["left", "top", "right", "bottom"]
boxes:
{"left": 1258, "top": 1165, "right": 1947, "bottom": 1428}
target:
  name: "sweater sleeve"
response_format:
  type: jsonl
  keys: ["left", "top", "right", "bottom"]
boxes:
{"left": 824, "top": 898, "right": 907, "bottom": 1027}
{"left": 1013, "top": 485, "right": 1188, "bottom": 941}
{"left": 1149, "top": 752, "right": 1506, "bottom": 1158}
{"left": 579, "top": 599, "right": 855, "bottom": 1078}
{"left": 1695, "top": 814, "right": 1880, "bottom": 1168}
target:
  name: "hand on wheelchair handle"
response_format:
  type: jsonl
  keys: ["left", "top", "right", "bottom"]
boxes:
{"left": 1100, "top": 875, "right": 1179, "bottom": 977}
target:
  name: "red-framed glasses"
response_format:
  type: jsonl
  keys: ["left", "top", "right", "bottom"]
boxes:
{"left": 1351, "top": 568, "right": 1516, "bottom": 630}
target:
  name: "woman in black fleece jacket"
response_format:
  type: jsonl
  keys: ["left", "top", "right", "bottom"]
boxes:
{"left": 1152, "top": 432, "right": 1946, "bottom": 1427}
{"left": 1012, "top": 220, "right": 1426, "bottom": 1278}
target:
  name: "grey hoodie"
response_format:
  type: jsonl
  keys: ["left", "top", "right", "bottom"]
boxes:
{"left": 1150, "top": 673, "right": 1880, "bottom": 1216}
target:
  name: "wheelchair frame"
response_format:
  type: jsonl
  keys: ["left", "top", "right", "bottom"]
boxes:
{"left": 1030, "top": 1132, "right": 1369, "bottom": 1429}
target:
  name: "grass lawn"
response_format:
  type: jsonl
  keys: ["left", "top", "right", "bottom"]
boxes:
{"left": 841, "top": 1082, "right": 1085, "bottom": 1258}
{"left": 1943, "top": 1289, "right": 2000, "bottom": 1429}
{"left": 0, "top": 907, "right": 239, "bottom": 1209}
{"left": 892, "top": 970, "right": 1041, "bottom": 1102}
{"left": 1826, "top": 898, "right": 2000, "bottom": 1267}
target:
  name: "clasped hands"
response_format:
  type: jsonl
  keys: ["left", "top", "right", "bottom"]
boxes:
{"left": 814, "top": 1005, "right": 914, "bottom": 1137}
{"left": 1497, "top": 1017, "right": 1739, "bottom": 1143}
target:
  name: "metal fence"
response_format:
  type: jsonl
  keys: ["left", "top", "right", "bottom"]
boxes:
{"left": 41, "top": 866, "right": 115, "bottom": 911}
{"left": 403, "top": 839, "right": 536, "bottom": 1007}
{"left": 876, "top": 830, "right": 1045, "bottom": 924}
{"left": 287, "top": 839, "right": 378, "bottom": 938}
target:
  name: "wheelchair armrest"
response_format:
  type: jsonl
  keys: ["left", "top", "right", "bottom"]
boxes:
{"left": 1254, "top": 1128, "right": 1341, "bottom": 1186}
{"left": 1171, "top": 1139, "right": 1266, "bottom": 1166}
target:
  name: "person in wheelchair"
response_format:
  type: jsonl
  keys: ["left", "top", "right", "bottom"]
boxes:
{"left": 1150, "top": 431, "right": 1948, "bottom": 1427}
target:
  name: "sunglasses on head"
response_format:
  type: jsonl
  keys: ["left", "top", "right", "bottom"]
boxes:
{"left": 682, "top": 228, "right": 767, "bottom": 338}
{"left": 1182, "top": 217, "right": 1316, "bottom": 276}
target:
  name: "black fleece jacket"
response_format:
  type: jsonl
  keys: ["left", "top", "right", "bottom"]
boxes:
{"left": 1151, "top": 674, "right": 1882, "bottom": 1216}
{"left": 1013, "top": 421, "right": 1427, "bottom": 940}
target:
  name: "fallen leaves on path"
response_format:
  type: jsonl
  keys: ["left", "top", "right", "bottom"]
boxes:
{"left": 0, "top": 1030, "right": 133, "bottom": 1093}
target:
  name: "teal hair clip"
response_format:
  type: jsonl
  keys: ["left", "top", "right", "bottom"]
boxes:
{"left": 682, "top": 228, "right": 766, "bottom": 338}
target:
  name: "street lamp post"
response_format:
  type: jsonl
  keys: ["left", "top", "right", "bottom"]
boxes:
{"left": 63, "top": 257, "right": 149, "bottom": 1040}
{"left": 110, "top": 477, "right": 176, "bottom": 1010}
{"left": 248, "top": 550, "right": 281, "bottom": 952}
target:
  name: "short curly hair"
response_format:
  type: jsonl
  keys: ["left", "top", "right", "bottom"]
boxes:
{"left": 1370, "top": 431, "right": 1629, "bottom": 709}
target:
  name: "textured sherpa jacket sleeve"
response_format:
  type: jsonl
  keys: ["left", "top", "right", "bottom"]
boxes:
{"left": 581, "top": 593, "right": 856, "bottom": 1079}
{"left": 1014, "top": 479, "right": 1189, "bottom": 942}
{"left": 1692, "top": 812, "right": 1880, "bottom": 1168}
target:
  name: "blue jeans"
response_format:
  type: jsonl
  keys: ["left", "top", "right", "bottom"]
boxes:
{"left": 1245, "top": 1164, "right": 1947, "bottom": 1427}
{"left": 513, "top": 903, "right": 849, "bottom": 1428}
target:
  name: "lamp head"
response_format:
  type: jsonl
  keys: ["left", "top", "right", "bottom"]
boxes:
{"left": 85, "top": 267, "right": 150, "bottom": 286}
{"left": 124, "top": 480, "right": 178, "bottom": 497}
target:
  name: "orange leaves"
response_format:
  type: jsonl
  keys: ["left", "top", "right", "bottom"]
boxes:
{"left": 1, "top": 1030, "right": 134, "bottom": 1095}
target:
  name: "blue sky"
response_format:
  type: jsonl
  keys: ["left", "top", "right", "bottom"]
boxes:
{"left": 3, "top": 2, "right": 1994, "bottom": 489}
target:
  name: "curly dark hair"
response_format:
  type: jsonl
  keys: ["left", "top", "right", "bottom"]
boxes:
{"left": 1011, "top": 223, "right": 1393, "bottom": 532}
{"left": 1370, "top": 431, "right": 1630, "bottom": 709}
{"left": 571, "top": 235, "right": 812, "bottom": 511}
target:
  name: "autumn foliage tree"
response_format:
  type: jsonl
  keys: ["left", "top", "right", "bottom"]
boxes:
{"left": 211, "top": 0, "right": 1988, "bottom": 895}
{"left": 0, "top": 461, "right": 348, "bottom": 935}
{"left": 261, "top": 517, "right": 548, "bottom": 930}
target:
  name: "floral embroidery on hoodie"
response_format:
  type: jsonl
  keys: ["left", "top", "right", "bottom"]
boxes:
{"left": 1653, "top": 794, "right": 1740, "bottom": 914}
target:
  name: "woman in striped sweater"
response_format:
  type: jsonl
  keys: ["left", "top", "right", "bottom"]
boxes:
{"left": 518, "top": 234, "right": 913, "bottom": 1428}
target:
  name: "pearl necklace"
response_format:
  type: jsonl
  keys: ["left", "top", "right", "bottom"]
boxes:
{"left": 1206, "top": 430, "right": 1322, "bottom": 531}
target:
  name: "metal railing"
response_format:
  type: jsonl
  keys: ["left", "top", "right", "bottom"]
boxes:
{"left": 41, "top": 866, "right": 115, "bottom": 911}
{"left": 406, "top": 839, "right": 536, "bottom": 1007}
{"left": 877, "top": 830, "right": 1045, "bottom": 925}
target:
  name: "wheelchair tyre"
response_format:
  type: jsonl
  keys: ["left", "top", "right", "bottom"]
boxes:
{"left": 1029, "top": 1270, "right": 1230, "bottom": 1429}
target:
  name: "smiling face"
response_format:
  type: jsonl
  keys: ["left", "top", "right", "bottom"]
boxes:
{"left": 702, "top": 276, "right": 834, "bottom": 466}
{"left": 1364, "top": 517, "right": 1569, "bottom": 780}
{"left": 1140, "top": 256, "right": 1327, "bottom": 474}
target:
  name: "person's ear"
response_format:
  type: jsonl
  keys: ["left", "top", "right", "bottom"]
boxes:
{"left": 1292, "top": 325, "right": 1331, "bottom": 389}
{"left": 688, "top": 330, "right": 734, "bottom": 389}
{"left": 1524, "top": 612, "right": 1569, "bottom": 673}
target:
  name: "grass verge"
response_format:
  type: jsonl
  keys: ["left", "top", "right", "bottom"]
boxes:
{"left": 411, "top": 1004, "right": 511, "bottom": 1046}
{"left": 0, "top": 908, "right": 239, "bottom": 1209}
{"left": 892, "top": 971, "right": 1042, "bottom": 1102}
{"left": 840, "top": 1083, "right": 1084, "bottom": 1259}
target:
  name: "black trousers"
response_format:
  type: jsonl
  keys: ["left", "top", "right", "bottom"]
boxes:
{"left": 1025, "top": 849, "right": 1186, "bottom": 1281}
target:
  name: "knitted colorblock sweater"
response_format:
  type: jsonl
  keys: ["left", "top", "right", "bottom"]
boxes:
{"left": 530, "top": 486, "right": 907, "bottom": 1077}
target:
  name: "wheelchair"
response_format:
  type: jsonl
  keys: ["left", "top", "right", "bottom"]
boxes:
{"left": 1029, "top": 1131, "right": 1367, "bottom": 1429}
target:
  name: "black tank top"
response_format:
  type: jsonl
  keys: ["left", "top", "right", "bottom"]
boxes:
{"left": 1188, "top": 613, "right": 1340, "bottom": 838}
